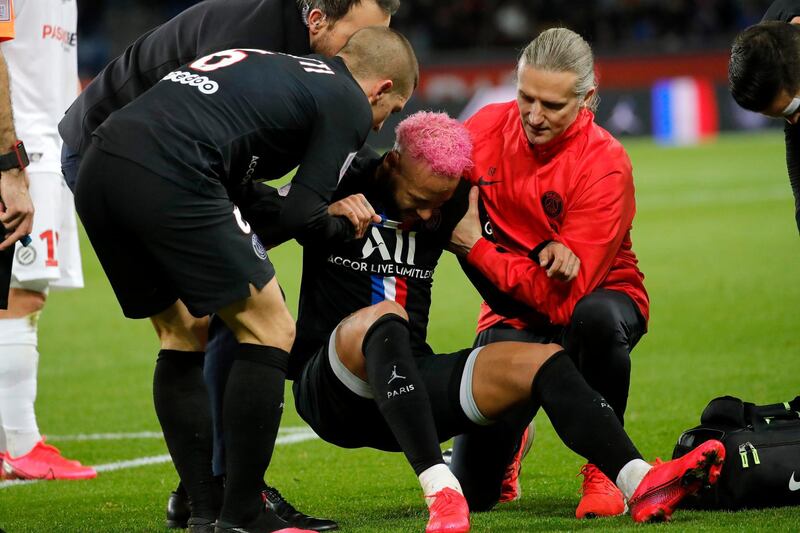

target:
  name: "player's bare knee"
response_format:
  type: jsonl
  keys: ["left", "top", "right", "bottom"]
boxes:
{"left": 218, "top": 280, "right": 296, "bottom": 350}
{"left": 512, "top": 343, "right": 564, "bottom": 397}
{"left": 271, "top": 311, "right": 296, "bottom": 350}
{"left": 369, "top": 300, "right": 408, "bottom": 322}
{"left": 239, "top": 308, "right": 295, "bottom": 351}
{"left": 526, "top": 342, "right": 563, "bottom": 376}
{"left": 357, "top": 301, "right": 408, "bottom": 350}
{"left": 190, "top": 315, "right": 210, "bottom": 348}
{"left": 266, "top": 307, "right": 296, "bottom": 349}
{"left": 335, "top": 302, "right": 407, "bottom": 379}
{"left": 335, "top": 324, "right": 368, "bottom": 379}
{"left": 339, "top": 302, "right": 407, "bottom": 354}
{"left": 152, "top": 315, "right": 207, "bottom": 352}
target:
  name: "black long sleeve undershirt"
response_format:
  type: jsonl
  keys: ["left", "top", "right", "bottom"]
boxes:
{"left": 785, "top": 122, "right": 800, "bottom": 234}
{"left": 236, "top": 181, "right": 353, "bottom": 249}
{"left": 281, "top": 182, "right": 355, "bottom": 246}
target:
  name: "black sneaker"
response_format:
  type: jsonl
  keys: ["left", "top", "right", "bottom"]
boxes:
{"left": 166, "top": 483, "right": 191, "bottom": 529}
{"left": 262, "top": 486, "right": 338, "bottom": 532}
{"left": 214, "top": 505, "right": 311, "bottom": 533}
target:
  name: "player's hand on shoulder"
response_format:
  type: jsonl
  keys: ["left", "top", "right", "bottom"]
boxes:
{"left": 0, "top": 168, "right": 34, "bottom": 250}
{"left": 538, "top": 241, "right": 580, "bottom": 282}
{"left": 328, "top": 193, "right": 380, "bottom": 239}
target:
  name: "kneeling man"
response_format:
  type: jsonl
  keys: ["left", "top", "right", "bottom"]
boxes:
{"left": 284, "top": 112, "right": 725, "bottom": 531}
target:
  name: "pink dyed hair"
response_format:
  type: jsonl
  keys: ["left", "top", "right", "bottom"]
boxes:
{"left": 394, "top": 111, "right": 473, "bottom": 177}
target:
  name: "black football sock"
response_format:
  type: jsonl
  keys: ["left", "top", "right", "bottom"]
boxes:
{"left": 219, "top": 344, "right": 288, "bottom": 525}
{"left": 531, "top": 350, "right": 642, "bottom": 481}
{"left": 153, "top": 349, "right": 218, "bottom": 520}
{"left": 363, "top": 314, "right": 443, "bottom": 476}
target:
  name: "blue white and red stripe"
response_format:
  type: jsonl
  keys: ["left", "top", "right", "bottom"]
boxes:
{"left": 371, "top": 274, "right": 408, "bottom": 307}
{"left": 369, "top": 222, "right": 412, "bottom": 308}
{"left": 652, "top": 77, "right": 718, "bottom": 145}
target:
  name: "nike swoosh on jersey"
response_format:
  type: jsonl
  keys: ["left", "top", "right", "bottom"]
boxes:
{"left": 790, "top": 472, "right": 800, "bottom": 491}
{"left": 477, "top": 177, "right": 502, "bottom": 186}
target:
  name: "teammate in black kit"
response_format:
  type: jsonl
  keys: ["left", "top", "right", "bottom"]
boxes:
{"left": 74, "top": 28, "right": 417, "bottom": 533}
{"left": 59, "top": 2, "right": 399, "bottom": 530}
{"left": 59, "top": 0, "right": 399, "bottom": 189}
{"left": 250, "top": 111, "right": 728, "bottom": 530}
{"left": 729, "top": 0, "right": 800, "bottom": 233}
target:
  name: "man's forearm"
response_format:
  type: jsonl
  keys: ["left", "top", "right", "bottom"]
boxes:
{"left": 0, "top": 49, "right": 17, "bottom": 150}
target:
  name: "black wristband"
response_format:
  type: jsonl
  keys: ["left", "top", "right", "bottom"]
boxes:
{"left": 0, "top": 141, "right": 29, "bottom": 171}
{"left": 528, "top": 240, "right": 553, "bottom": 261}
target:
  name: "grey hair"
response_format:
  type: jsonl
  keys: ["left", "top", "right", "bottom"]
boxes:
{"left": 518, "top": 28, "right": 598, "bottom": 111}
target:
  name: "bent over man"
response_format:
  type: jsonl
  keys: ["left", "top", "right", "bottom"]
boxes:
{"left": 729, "top": 0, "right": 800, "bottom": 233}
{"left": 75, "top": 28, "right": 417, "bottom": 533}
{"left": 58, "top": 1, "right": 400, "bottom": 528}
{"left": 59, "top": 0, "right": 400, "bottom": 190}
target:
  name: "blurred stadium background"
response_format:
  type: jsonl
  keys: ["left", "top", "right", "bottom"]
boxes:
{"left": 2, "top": 2, "right": 799, "bottom": 532}
{"left": 76, "top": 0, "right": 783, "bottom": 146}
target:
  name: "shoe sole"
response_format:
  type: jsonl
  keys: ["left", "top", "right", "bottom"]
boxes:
{"left": 579, "top": 499, "right": 628, "bottom": 520}
{"left": 636, "top": 446, "right": 724, "bottom": 523}
{"left": 3, "top": 466, "right": 96, "bottom": 480}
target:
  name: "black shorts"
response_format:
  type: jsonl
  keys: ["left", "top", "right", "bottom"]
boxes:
{"left": 74, "top": 145, "right": 275, "bottom": 318}
{"left": 292, "top": 329, "right": 489, "bottom": 452}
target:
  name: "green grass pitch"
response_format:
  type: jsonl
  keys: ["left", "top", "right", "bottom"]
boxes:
{"left": 1, "top": 131, "right": 798, "bottom": 532}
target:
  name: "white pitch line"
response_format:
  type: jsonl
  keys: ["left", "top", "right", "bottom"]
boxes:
{"left": 93, "top": 454, "right": 172, "bottom": 473}
{"left": 0, "top": 428, "right": 318, "bottom": 490}
{"left": 47, "top": 426, "right": 312, "bottom": 442}
{"left": 46, "top": 431, "right": 164, "bottom": 441}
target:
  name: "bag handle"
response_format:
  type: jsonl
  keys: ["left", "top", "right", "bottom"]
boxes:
{"left": 700, "top": 395, "right": 800, "bottom": 429}
{"left": 751, "top": 396, "right": 800, "bottom": 423}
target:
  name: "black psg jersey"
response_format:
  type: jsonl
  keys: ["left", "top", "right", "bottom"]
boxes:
{"left": 92, "top": 50, "right": 372, "bottom": 200}
{"left": 763, "top": 0, "right": 800, "bottom": 21}
{"left": 60, "top": 0, "right": 310, "bottom": 154}
{"left": 763, "top": 0, "right": 800, "bottom": 234}
{"left": 292, "top": 151, "right": 470, "bottom": 368}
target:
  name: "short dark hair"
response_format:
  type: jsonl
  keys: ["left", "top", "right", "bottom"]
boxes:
{"left": 339, "top": 26, "right": 418, "bottom": 96}
{"left": 297, "top": 0, "right": 400, "bottom": 23}
{"left": 729, "top": 21, "right": 800, "bottom": 112}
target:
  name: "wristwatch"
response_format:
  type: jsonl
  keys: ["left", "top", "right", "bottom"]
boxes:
{"left": 0, "top": 141, "right": 29, "bottom": 171}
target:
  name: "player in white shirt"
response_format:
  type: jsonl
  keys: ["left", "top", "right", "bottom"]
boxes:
{"left": 0, "top": 0, "right": 93, "bottom": 480}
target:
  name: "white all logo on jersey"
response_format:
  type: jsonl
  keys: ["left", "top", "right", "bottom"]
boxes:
{"left": 361, "top": 227, "right": 416, "bottom": 265}
{"left": 362, "top": 227, "right": 390, "bottom": 261}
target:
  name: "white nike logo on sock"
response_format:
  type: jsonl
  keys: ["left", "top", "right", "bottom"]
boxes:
{"left": 790, "top": 472, "right": 800, "bottom": 492}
